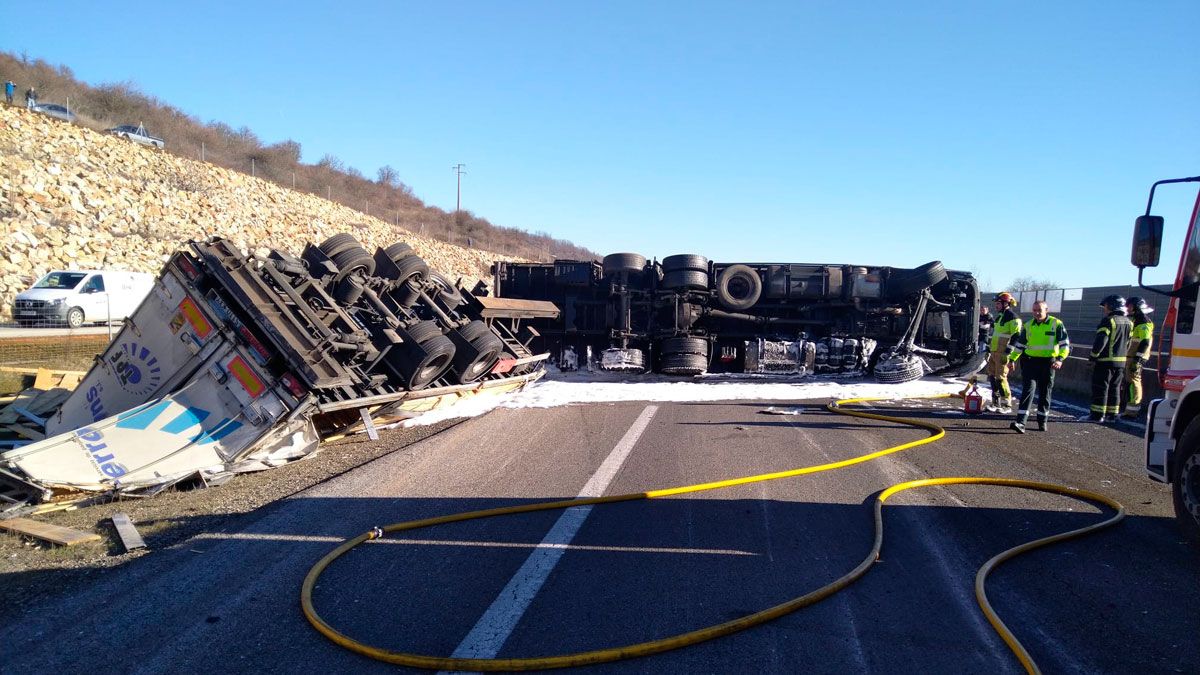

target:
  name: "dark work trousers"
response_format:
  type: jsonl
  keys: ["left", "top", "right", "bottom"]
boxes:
{"left": 1090, "top": 363, "right": 1125, "bottom": 418}
{"left": 1016, "top": 356, "right": 1055, "bottom": 423}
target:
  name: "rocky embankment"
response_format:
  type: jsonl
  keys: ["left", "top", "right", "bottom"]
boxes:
{"left": 0, "top": 105, "right": 523, "bottom": 320}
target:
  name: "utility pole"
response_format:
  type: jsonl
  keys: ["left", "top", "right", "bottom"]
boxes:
{"left": 451, "top": 163, "right": 467, "bottom": 212}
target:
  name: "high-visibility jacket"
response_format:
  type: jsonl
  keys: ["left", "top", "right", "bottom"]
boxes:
{"left": 990, "top": 308, "right": 1022, "bottom": 354}
{"left": 1091, "top": 312, "right": 1132, "bottom": 363}
{"left": 1131, "top": 318, "right": 1154, "bottom": 360}
{"left": 1008, "top": 315, "right": 1070, "bottom": 361}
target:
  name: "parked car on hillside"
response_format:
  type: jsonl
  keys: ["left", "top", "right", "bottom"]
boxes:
{"left": 108, "top": 123, "right": 165, "bottom": 149}
{"left": 31, "top": 103, "right": 76, "bottom": 123}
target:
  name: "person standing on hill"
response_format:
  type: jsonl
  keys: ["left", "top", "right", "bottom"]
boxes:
{"left": 987, "top": 292, "right": 1022, "bottom": 413}
{"left": 1122, "top": 296, "right": 1155, "bottom": 419}
{"left": 24, "top": 86, "right": 36, "bottom": 109}
{"left": 4, "top": 80, "right": 14, "bottom": 105}
{"left": 1088, "top": 294, "right": 1132, "bottom": 422}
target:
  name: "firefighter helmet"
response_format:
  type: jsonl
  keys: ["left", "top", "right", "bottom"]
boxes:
{"left": 1126, "top": 296, "right": 1154, "bottom": 315}
{"left": 993, "top": 292, "right": 1016, "bottom": 307}
{"left": 1100, "top": 294, "right": 1126, "bottom": 313}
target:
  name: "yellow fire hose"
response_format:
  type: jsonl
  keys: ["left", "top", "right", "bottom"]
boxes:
{"left": 301, "top": 393, "right": 1125, "bottom": 673}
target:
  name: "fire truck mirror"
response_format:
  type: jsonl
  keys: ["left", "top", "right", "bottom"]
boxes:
{"left": 1132, "top": 215, "right": 1163, "bottom": 268}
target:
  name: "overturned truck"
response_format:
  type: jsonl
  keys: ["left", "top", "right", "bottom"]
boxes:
{"left": 493, "top": 255, "right": 983, "bottom": 382}
{"left": 0, "top": 235, "right": 554, "bottom": 506}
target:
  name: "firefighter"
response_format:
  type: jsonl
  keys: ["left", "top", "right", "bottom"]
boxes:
{"left": 986, "top": 292, "right": 1021, "bottom": 413}
{"left": 1121, "top": 296, "right": 1154, "bottom": 419}
{"left": 1088, "top": 294, "right": 1132, "bottom": 422}
{"left": 1008, "top": 300, "right": 1069, "bottom": 433}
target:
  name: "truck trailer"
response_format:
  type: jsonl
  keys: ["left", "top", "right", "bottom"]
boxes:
{"left": 0, "top": 235, "right": 554, "bottom": 506}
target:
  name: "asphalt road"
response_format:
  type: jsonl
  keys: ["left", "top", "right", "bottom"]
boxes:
{"left": 2, "top": 396, "right": 1197, "bottom": 674}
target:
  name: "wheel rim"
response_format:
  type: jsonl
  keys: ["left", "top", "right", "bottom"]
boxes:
{"left": 1184, "top": 453, "right": 1200, "bottom": 518}
{"left": 728, "top": 276, "right": 752, "bottom": 300}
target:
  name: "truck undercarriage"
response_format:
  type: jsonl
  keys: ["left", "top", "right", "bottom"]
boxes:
{"left": 492, "top": 254, "right": 983, "bottom": 382}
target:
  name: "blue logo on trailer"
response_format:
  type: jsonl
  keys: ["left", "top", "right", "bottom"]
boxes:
{"left": 109, "top": 341, "right": 164, "bottom": 397}
{"left": 115, "top": 400, "right": 244, "bottom": 445}
{"left": 75, "top": 426, "right": 128, "bottom": 479}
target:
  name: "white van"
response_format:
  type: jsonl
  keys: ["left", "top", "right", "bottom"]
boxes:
{"left": 12, "top": 270, "right": 155, "bottom": 328}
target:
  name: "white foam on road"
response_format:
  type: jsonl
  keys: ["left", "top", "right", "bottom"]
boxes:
{"left": 402, "top": 370, "right": 966, "bottom": 427}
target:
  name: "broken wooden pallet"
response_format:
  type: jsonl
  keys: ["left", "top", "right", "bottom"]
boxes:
{"left": 0, "top": 517, "right": 101, "bottom": 546}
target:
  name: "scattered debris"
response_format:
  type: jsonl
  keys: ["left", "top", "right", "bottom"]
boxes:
{"left": 0, "top": 516, "right": 101, "bottom": 546}
{"left": 110, "top": 512, "right": 146, "bottom": 552}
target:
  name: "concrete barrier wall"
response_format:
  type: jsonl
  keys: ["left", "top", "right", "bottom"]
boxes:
{"left": 1040, "top": 345, "right": 1162, "bottom": 403}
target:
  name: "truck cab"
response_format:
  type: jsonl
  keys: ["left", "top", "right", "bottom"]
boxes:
{"left": 1132, "top": 175, "right": 1200, "bottom": 541}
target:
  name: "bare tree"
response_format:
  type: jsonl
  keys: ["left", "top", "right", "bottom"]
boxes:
{"left": 377, "top": 165, "right": 399, "bottom": 187}
{"left": 1009, "top": 276, "right": 1059, "bottom": 292}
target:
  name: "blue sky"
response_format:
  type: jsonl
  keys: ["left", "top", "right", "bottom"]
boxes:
{"left": 2, "top": 1, "right": 1197, "bottom": 290}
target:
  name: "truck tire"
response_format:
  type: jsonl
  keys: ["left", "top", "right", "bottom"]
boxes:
{"left": 450, "top": 328, "right": 504, "bottom": 384}
{"left": 1172, "top": 416, "right": 1200, "bottom": 543}
{"left": 457, "top": 320, "right": 492, "bottom": 343}
{"left": 428, "top": 271, "right": 464, "bottom": 308}
{"left": 887, "top": 261, "right": 948, "bottom": 299}
{"left": 602, "top": 253, "right": 646, "bottom": 277}
{"left": 329, "top": 245, "right": 376, "bottom": 283}
{"left": 660, "top": 352, "right": 707, "bottom": 376}
{"left": 662, "top": 269, "right": 710, "bottom": 291}
{"left": 318, "top": 233, "right": 363, "bottom": 258}
{"left": 405, "top": 320, "right": 443, "bottom": 344}
{"left": 387, "top": 255, "right": 430, "bottom": 296}
{"left": 715, "top": 264, "right": 762, "bottom": 310}
{"left": 937, "top": 351, "right": 989, "bottom": 379}
{"left": 384, "top": 242, "right": 414, "bottom": 262}
{"left": 389, "top": 334, "right": 456, "bottom": 390}
{"left": 873, "top": 351, "right": 925, "bottom": 384}
{"left": 66, "top": 307, "right": 85, "bottom": 329}
{"left": 662, "top": 254, "right": 709, "bottom": 273}
{"left": 660, "top": 336, "right": 709, "bottom": 356}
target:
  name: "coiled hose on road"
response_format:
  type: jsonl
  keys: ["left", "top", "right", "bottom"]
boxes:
{"left": 301, "top": 393, "right": 1125, "bottom": 674}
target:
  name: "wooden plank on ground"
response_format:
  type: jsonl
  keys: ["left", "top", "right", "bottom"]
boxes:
{"left": 110, "top": 512, "right": 146, "bottom": 552}
{"left": 26, "top": 388, "right": 71, "bottom": 416}
{"left": 32, "top": 368, "right": 54, "bottom": 390}
{"left": 0, "top": 517, "right": 101, "bottom": 546}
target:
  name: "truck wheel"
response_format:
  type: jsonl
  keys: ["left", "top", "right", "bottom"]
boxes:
{"left": 329, "top": 245, "right": 375, "bottom": 281}
{"left": 450, "top": 326, "right": 504, "bottom": 384}
{"left": 602, "top": 253, "right": 646, "bottom": 277}
{"left": 662, "top": 269, "right": 710, "bottom": 291}
{"left": 1172, "top": 416, "right": 1200, "bottom": 543}
{"left": 660, "top": 352, "right": 707, "bottom": 376}
{"left": 660, "top": 336, "right": 709, "bottom": 356}
{"left": 715, "top": 264, "right": 762, "bottom": 310}
{"left": 662, "top": 254, "right": 709, "bottom": 273}
{"left": 387, "top": 256, "right": 430, "bottom": 303}
{"left": 384, "top": 241, "right": 414, "bottom": 262}
{"left": 938, "top": 351, "right": 989, "bottom": 379}
{"left": 404, "top": 320, "right": 443, "bottom": 344}
{"left": 873, "top": 351, "right": 925, "bottom": 384}
{"left": 457, "top": 320, "right": 491, "bottom": 342}
{"left": 389, "top": 334, "right": 456, "bottom": 390}
{"left": 599, "top": 347, "right": 646, "bottom": 372}
{"left": 428, "top": 271, "right": 464, "bottom": 308}
{"left": 317, "top": 234, "right": 364, "bottom": 262}
{"left": 66, "top": 307, "right": 85, "bottom": 329}
{"left": 887, "top": 261, "right": 948, "bottom": 298}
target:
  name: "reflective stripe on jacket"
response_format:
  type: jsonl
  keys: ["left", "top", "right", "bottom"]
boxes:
{"left": 1009, "top": 315, "right": 1070, "bottom": 361}
{"left": 990, "top": 308, "right": 1022, "bottom": 354}
{"left": 1091, "top": 312, "right": 1133, "bottom": 363}
{"left": 1131, "top": 319, "right": 1154, "bottom": 359}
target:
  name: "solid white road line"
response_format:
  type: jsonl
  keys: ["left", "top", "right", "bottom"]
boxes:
{"left": 447, "top": 404, "right": 659, "bottom": 661}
